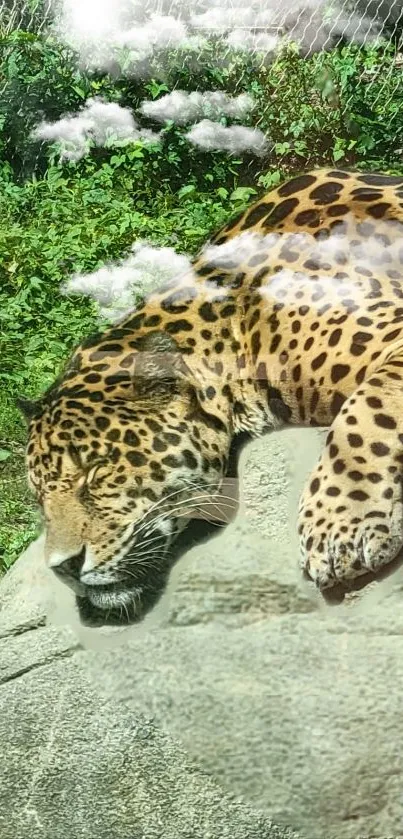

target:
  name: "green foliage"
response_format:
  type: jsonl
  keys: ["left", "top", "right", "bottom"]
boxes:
{"left": 0, "top": 439, "right": 40, "bottom": 574}
{"left": 247, "top": 41, "right": 403, "bottom": 170}
{"left": 0, "top": 0, "right": 54, "bottom": 34}
{"left": 0, "top": 154, "right": 239, "bottom": 404}
{"left": 0, "top": 30, "right": 120, "bottom": 178}
{"left": 1, "top": 25, "right": 403, "bottom": 570}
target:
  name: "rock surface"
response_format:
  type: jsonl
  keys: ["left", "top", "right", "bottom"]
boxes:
{"left": 3, "top": 427, "right": 403, "bottom": 839}
{"left": 0, "top": 642, "right": 296, "bottom": 839}
{"left": 0, "top": 532, "right": 49, "bottom": 638}
{"left": 87, "top": 609, "right": 403, "bottom": 839}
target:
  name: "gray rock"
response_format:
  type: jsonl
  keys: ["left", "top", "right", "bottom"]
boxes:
{"left": 0, "top": 534, "right": 49, "bottom": 638}
{"left": 0, "top": 627, "right": 297, "bottom": 839}
{"left": 165, "top": 522, "right": 318, "bottom": 627}
{"left": 77, "top": 429, "right": 403, "bottom": 839}
{"left": 1, "top": 431, "right": 306, "bottom": 839}
{"left": 0, "top": 623, "right": 78, "bottom": 684}
{"left": 4, "top": 427, "right": 403, "bottom": 839}
{"left": 84, "top": 608, "right": 403, "bottom": 839}
{"left": 164, "top": 428, "right": 325, "bottom": 627}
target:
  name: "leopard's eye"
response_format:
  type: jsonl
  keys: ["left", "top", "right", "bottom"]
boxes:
{"left": 76, "top": 463, "right": 109, "bottom": 501}
{"left": 87, "top": 465, "right": 101, "bottom": 485}
{"left": 77, "top": 482, "right": 91, "bottom": 504}
{"left": 82, "top": 461, "right": 110, "bottom": 487}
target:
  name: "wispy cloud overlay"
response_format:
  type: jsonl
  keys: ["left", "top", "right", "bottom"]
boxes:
{"left": 33, "top": 93, "right": 268, "bottom": 160}
{"left": 186, "top": 120, "right": 269, "bottom": 154}
{"left": 32, "top": 97, "right": 160, "bottom": 161}
{"left": 60, "top": 216, "right": 403, "bottom": 325}
{"left": 61, "top": 242, "right": 193, "bottom": 320}
{"left": 50, "top": 0, "right": 384, "bottom": 75}
{"left": 140, "top": 90, "right": 255, "bottom": 125}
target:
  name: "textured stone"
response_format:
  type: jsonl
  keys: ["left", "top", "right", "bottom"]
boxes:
{"left": 4, "top": 427, "right": 403, "bottom": 839}
{"left": 78, "top": 429, "right": 403, "bottom": 839}
{"left": 85, "top": 606, "right": 403, "bottom": 839}
{"left": 164, "top": 428, "right": 325, "bottom": 626}
{"left": 0, "top": 623, "right": 78, "bottom": 684}
{"left": 0, "top": 534, "right": 50, "bottom": 637}
{"left": 0, "top": 651, "right": 296, "bottom": 839}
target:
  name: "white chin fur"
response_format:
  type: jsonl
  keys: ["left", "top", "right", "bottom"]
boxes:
{"left": 86, "top": 586, "right": 142, "bottom": 611}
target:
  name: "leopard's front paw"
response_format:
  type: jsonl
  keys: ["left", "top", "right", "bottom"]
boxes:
{"left": 298, "top": 472, "right": 403, "bottom": 589}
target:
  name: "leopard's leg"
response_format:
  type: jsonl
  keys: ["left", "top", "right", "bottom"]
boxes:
{"left": 298, "top": 350, "right": 403, "bottom": 589}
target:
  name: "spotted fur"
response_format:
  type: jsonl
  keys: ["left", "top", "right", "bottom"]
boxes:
{"left": 18, "top": 168, "right": 403, "bottom": 617}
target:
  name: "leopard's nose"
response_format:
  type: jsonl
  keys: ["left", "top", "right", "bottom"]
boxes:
{"left": 51, "top": 548, "right": 86, "bottom": 581}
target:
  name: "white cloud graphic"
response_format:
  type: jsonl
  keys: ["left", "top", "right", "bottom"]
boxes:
{"left": 32, "top": 97, "right": 160, "bottom": 161}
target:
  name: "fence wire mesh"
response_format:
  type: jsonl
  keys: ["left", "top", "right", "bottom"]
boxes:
{"left": 1, "top": 1, "right": 402, "bottom": 64}
{"left": 0, "top": 1, "right": 402, "bottom": 175}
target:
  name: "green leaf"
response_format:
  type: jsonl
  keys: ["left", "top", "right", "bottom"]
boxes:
{"left": 230, "top": 187, "right": 257, "bottom": 202}
{"left": 72, "top": 85, "right": 86, "bottom": 99}
{"left": 333, "top": 148, "right": 345, "bottom": 161}
{"left": 110, "top": 155, "right": 125, "bottom": 167}
{"left": 128, "top": 149, "right": 145, "bottom": 160}
{"left": 0, "top": 449, "right": 11, "bottom": 462}
{"left": 178, "top": 184, "right": 196, "bottom": 199}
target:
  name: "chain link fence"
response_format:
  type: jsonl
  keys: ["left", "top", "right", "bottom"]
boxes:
{"left": 0, "top": 1, "right": 402, "bottom": 121}
{"left": 1, "top": 0, "right": 402, "bottom": 46}
{"left": 0, "top": 1, "right": 402, "bottom": 175}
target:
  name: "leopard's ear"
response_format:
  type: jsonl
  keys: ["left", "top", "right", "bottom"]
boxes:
{"left": 15, "top": 396, "right": 41, "bottom": 423}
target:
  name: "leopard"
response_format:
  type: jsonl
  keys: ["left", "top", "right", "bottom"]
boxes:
{"left": 17, "top": 167, "right": 403, "bottom": 622}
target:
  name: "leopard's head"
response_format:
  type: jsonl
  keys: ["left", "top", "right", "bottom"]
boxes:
{"left": 18, "top": 332, "right": 231, "bottom": 622}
